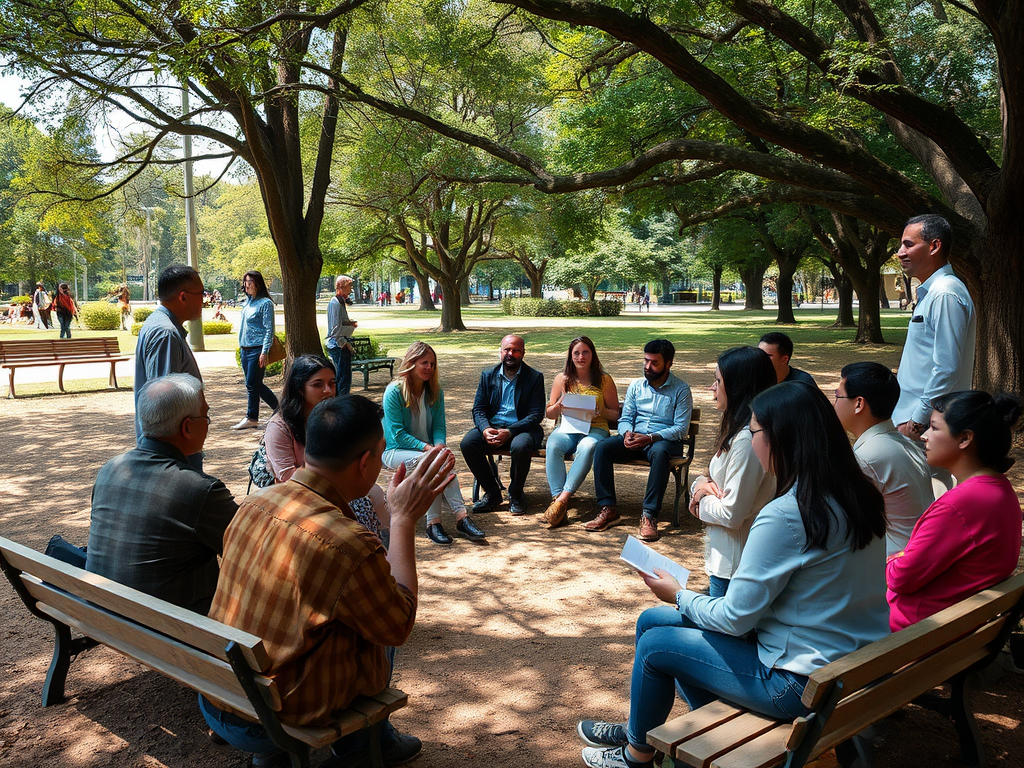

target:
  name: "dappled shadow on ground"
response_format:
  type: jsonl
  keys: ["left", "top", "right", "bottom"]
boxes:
{"left": 2, "top": 350, "right": 1022, "bottom": 768}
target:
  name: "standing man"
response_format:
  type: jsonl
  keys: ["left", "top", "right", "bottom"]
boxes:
{"left": 758, "top": 331, "right": 816, "bottom": 386}
{"left": 587, "top": 339, "right": 692, "bottom": 542}
{"left": 892, "top": 215, "right": 976, "bottom": 458}
{"left": 135, "top": 265, "right": 204, "bottom": 451}
{"left": 460, "top": 334, "right": 545, "bottom": 515}
{"left": 833, "top": 362, "right": 933, "bottom": 556}
{"left": 326, "top": 274, "right": 358, "bottom": 395}
{"left": 33, "top": 282, "right": 51, "bottom": 329}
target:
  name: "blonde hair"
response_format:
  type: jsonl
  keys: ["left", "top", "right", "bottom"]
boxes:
{"left": 397, "top": 342, "right": 440, "bottom": 413}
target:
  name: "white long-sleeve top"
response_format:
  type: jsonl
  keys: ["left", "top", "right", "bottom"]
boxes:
{"left": 691, "top": 426, "right": 776, "bottom": 579}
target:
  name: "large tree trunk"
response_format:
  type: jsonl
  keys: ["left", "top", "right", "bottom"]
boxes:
{"left": 415, "top": 271, "right": 436, "bottom": 311}
{"left": 970, "top": 235, "right": 1022, "bottom": 394}
{"left": 775, "top": 268, "right": 796, "bottom": 324}
{"left": 826, "top": 264, "right": 856, "bottom": 327}
{"left": 845, "top": 267, "right": 885, "bottom": 343}
{"left": 878, "top": 279, "right": 890, "bottom": 309}
{"left": 711, "top": 265, "right": 723, "bottom": 310}
{"left": 739, "top": 265, "right": 766, "bottom": 310}
{"left": 460, "top": 280, "right": 471, "bottom": 307}
{"left": 437, "top": 275, "right": 467, "bottom": 331}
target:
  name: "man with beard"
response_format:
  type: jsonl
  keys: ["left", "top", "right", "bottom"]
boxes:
{"left": 586, "top": 339, "right": 692, "bottom": 542}
{"left": 460, "top": 334, "right": 545, "bottom": 516}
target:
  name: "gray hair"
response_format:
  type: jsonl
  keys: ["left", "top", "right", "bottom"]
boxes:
{"left": 335, "top": 274, "right": 353, "bottom": 288}
{"left": 138, "top": 374, "right": 204, "bottom": 438}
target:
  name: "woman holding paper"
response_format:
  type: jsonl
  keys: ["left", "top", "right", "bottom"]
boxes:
{"left": 382, "top": 342, "right": 486, "bottom": 545}
{"left": 576, "top": 383, "right": 889, "bottom": 768}
{"left": 542, "top": 336, "right": 620, "bottom": 528}
{"left": 689, "top": 346, "right": 777, "bottom": 597}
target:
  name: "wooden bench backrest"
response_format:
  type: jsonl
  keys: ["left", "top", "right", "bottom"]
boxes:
{"left": 0, "top": 338, "right": 122, "bottom": 363}
{"left": 796, "top": 572, "right": 1024, "bottom": 756}
{"left": 0, "top": 536, "right": 273, "bottom": 718}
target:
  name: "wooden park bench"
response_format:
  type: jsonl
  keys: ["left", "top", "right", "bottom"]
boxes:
{"left": 646, "top": 571, "right": 1024, "bottom": 768}
{"left": 0, "top": 337, "right": 129, "bottom": 398}
{"left": 0, "top": 536, "right": 407, "bottom": 768}
{"left": 349, "top": 336, "right": 397, "bottom": 390}
{"left": 471, "top": 408, "right": 701, "bottom": 527}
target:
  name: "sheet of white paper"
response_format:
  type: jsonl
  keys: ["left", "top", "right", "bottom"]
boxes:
{"left": 557, "top": 393, "right": 597, "bottom": 435}
{"left": 620, "top": 535, "right": 691, "bottom": 586}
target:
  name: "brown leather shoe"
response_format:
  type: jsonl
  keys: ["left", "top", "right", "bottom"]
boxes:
{"left": 584, "top": 505, "right": 620, "bottom": 532}
{"left": 542, "top": 497, "right": 568, "bottom": 529}
{"left": 638, "top": 515, "right": 660, "bottom": 542}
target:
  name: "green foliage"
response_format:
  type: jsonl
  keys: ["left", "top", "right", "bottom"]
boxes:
{"left": 80, "top": 301, "right": 122, "bottom": 330}
{"left": 501, "top": 297, "right": 622, "bottom": 317}
{"left": 130, "top": 322, "right": 143, "bottom": 336}
{"left": 133, "top": 306, "right": 154, "bottom": 322}
{"left": 203, "top": 320, "right": 233, "bottom": 335}
{"left": 354, "top": 337, "right": 390, "bottom": 360}
{"left": 7, "top": 295, "right": 32, "bottom": 305}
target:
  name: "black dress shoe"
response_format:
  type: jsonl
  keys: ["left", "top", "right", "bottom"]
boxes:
{"left": 473, "top": 492, "right": 502, "bottom": 513}
{"left": 426, "top": 523, "right": 453, "bottom": 545}
{"left": 509, "top": 496, "right": 527, "bottom": 516}
{"left": 456, "top": 515, "right": 487, "bottom": 541}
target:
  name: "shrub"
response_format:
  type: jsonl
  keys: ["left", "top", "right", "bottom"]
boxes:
{"left": 354, "top": 337, "right": 389, "bottom": 360}
{"left": 203, "top": 320, "right": 233, "bottom": 335}
{"left": 7, "top": 295, "right": 32, "bottom": 305}
{"left": 130, "top": 322, "right": 143, "bottom": 336}
{"left": 501, "top": 297, "right": 622, "bottom": 318}
{"left": 134, "top": 306, "right": 154, "bottom": 322}
{"left": 81, "top": 301, "right": 123, "bottom": 330}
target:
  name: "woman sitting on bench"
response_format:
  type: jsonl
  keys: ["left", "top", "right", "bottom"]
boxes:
{"left": 887, "top": 390, "right": 1023, "bottom": 632}
{"left": 576, "top": 382, "right": 890, "bottom": 768}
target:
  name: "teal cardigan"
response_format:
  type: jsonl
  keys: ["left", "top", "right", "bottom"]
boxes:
{"left": 382, "top": 381, "right": 447, "bottom": 451}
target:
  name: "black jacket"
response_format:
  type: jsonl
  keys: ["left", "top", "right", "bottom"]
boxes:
{"left": 471, "top": 362, "right": 545, "bottom": 442}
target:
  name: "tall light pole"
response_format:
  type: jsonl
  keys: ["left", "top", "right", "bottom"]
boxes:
{"left": 182, "top": 85, "right": 205, "bottom": 351}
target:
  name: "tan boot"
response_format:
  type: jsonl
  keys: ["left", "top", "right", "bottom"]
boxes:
{"left": 542, "top": 497, "right": 568, "bottom": 529}
{"left": 583, "top": 505, "right": 620, "bottom": 532}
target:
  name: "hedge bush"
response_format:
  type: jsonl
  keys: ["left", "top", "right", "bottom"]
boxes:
{"left": 81, "top": 301, "right": 123, "bottom": 330}
{"left": 234, "top": 334, "right": 390, "bottom": 377}
{"left": 204, "top": 320, "right": 233, "bottom": 335}
{"left": 134, "top": 306, "right": 154, "bottom": 322}
{"left": 7, "top": 295, "right": 32, "bottom": 305}
{"left": 501, "top": 297, "right": 622, "bottom": 317}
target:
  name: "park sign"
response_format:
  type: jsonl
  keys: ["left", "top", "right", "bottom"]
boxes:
{"left": 127, "top": 275, "right": 144, "bottom": 283}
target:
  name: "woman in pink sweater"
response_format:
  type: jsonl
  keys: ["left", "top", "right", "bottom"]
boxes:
{"left": 887, "top": 391, "right": 1022, "bottom": 631}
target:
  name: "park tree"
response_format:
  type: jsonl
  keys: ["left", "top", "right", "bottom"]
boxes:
{"left": 338, "top": 1, "right": 1023, "bottom": 391}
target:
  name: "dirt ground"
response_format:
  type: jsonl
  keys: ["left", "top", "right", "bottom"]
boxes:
{"left": 2, "top": 349, "right": 1022, "bottom": 768}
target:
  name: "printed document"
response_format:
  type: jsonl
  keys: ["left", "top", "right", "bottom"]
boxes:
{"left": 620, "top": 535, "right": 690, "bottom": 585}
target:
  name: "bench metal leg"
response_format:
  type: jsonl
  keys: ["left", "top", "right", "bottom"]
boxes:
{"left": 471, "top": 455, "right": 503, "bottom": 503}
{"left": 108, "top": 361, "right": 119, "bottom": 390}
{"left": 950, "top": 671, "right": 986, "bottom": 768}
{"left": 368, "top": 720, "right": 385, "bottom": 768}
{"left": 7, "top": 368, "right": 15, "bottom": 398}
{"left": 363, "top": 368, "right": 371, "bottom": 390}
{"left": 42, "top": 621, "right": 73, "bottom": 706}
{"left": 58, "top": 363, "right": 67, "bottom": 392}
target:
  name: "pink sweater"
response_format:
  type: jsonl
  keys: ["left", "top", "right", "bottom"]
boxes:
{"left": 886, "top": 475, "right": 1022, "bottom": 631}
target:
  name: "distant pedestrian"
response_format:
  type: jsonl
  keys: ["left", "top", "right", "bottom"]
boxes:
{"left": 33, "top": 282, "right": 51, "bottom": 329}
{"left": 232, "top": 270, "right": 279, "bottom": 430}
{"left": 325, "top": 275, "right": 358, "bottom": 395}
{"left": 52, "top": 283, "right": 78, "bottom": 338}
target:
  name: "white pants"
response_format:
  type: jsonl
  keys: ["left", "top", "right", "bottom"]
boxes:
{"left": 383, "top": 447, "right": 467, "bottom": 523}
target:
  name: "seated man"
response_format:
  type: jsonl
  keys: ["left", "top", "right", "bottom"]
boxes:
{"left": 587, "top": 339, "right": 692, "bottom": 542}
{"left": 202, "top": 395, "right": 455, "bottom": 767}
{"left": 833, "top": 362, "right": 933, "bottom": 556}
{"left": 460, "top": 334, "right": 545, "bottom": 515}
{"left": 758, "top": 331, "right": 817, "bottom": 386}
{"left": 86, "top": 374, "right": 237, "bottom": 614}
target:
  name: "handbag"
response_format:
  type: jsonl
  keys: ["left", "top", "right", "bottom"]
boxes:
{"left": 267, "top": 335, "right": 286, "bottom": 364}
{"left": 247, "top": 442, "right": 275, "bottom": 493}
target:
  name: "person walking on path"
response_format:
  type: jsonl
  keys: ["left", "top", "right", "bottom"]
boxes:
{"left": 325, "top": 275, "right": 358, "bottom": 395}
{"left": 32, "top": 282, "right": 51, "bottom": 330}
{"left": 232, "top": 270, "right": 279, "bottom": 430}
{"left": 52, "top": 283, "right": 78, "bottom": 338}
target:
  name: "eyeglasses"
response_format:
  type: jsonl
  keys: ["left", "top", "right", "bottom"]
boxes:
{"left": 188, "top": 414, "right": 212, "bottom": 425}
{"left": 750, "top": 427, "right": 765, "bottom": 436}
{"left": 181, "top": 289, "right": 204, "bottom": 296}
{"left": 833, "top": 390, "right": 852, "bottom": 401}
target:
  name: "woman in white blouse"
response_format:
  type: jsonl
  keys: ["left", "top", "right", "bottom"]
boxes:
{"left": 689, "top": 346, "right": 777, "bottom": 596}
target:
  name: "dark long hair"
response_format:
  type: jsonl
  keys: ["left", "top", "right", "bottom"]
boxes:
{"left": 563, "top": 336, "right": 604, "bottom": 390}
{"left": 751, "top": 382, "right": 885, "bottom": 552}
{"left": 714, "top": 346, "right": 777, "bottom": 454}
{"left": 278, "top": 355, "right": 335, "bottom": 445}
{"left": 243, "top": 270, "right": 272, "bottom": 301}
{"left": 932, "top": 390, "right": 1022, "bottom": 473}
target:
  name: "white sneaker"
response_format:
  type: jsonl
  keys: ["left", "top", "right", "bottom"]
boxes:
{"left": 231, "top": 418, "right": 259, "bottom": 430}
{"left": 582, "top": 746, "right": 636, "bottom": 768}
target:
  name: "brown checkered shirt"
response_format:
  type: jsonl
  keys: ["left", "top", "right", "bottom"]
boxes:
{"left": 209, "top": 468, "right": 416, "bottom": 727}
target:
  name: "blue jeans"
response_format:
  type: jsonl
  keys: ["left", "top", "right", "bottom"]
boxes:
{"left": 593, "top": 435, "right": 682, "bottom": 520}
{"left": 328, "top": 344, "right": 353, "bottom": 395}
{"left": 240, "top": 346, "right": 279, "bottom": 420}
{"left": 626, "top": 606, "right": 809, "bottom": 749}
{"left": 708, "top": 575, "right": 730, "bottom": 598}
{"left": 57, "top": 313, "right": 72, "bottom": 338}
{"left": 545, "top": 427, "right": 609, "bottom": 497}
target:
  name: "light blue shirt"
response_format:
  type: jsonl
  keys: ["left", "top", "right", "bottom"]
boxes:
{"left": 134, "top": 305, "right": 202, "bottom": 443}
{"left": 893, "top": 264, "right": 976, "bottom": 426}
{"left": 491, "top": 369, "right": 519, "bottom": 427}
{"left": 237, "top": 296, "right": 275, "bottom": 353}
{"left": 325, "top": 295, "right": 354, "bottom": 350}
{"left": 618, "top": 372, "right": 692, "bottom": 443}
{"left": 676, "top": 486, "right": 890, "bottom": 676}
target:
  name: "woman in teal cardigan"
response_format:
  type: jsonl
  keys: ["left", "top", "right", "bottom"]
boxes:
{"left": 383, "top": 342, "right": 486, "bottom": 545}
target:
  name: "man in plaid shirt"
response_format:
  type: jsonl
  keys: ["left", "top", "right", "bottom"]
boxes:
{"left": 202, "top": 395, "right": 455, "bottom": 767}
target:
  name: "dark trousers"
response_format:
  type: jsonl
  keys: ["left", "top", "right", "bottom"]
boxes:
{"left": 57, "top": 312, "right": 72, "bottom": 338}
{"left": 328, "top": 344, "right": 353, "bottom": 395}
{"left": 592, "top": 435, "right": 682, "bottom": 520}
{"left": 240, "top": 346, "right": 279, "bottom": 420}
{"left": 460, "top": 428, "right": 538, "bottom": 500}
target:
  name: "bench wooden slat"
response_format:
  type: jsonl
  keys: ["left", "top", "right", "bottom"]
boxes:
{"left": 2, "top": 356, "right": 129, "bottom": 368}
{"left": 0, "top": 538, "right": 269, "bottom": 671}
{"left": 1, "top": 338, "right": 127, "bottom": 397}
{"left": 808, "top": 618, "right": 1006, "bottom": 755}
{"left": 709, "top": 723, "right": 791, "bottom": 768}
{"left": 647, "top": 700, "right": 745, "bottom": 754}
{"left": 279, "top": 689, "right": 410, "bottom": 749}
{"left": 802, "top": 572, "right": 1024, "bottom": 708}
{"left": 675, "top": 711, "right": 780, "bottom": 768}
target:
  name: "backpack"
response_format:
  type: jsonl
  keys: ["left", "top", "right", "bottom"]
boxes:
{"left": 247, "top": 442, "right": 275, "bottom": 493}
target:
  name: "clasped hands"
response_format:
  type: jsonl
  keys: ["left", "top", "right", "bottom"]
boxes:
{"left": 622, "top": 430, "right": 654, "bottom": 449}
{"left": 483, "top": 426, "right": 512, "bottom": 446}
{"left": 688, "top": 476, "right": 723, "bottom": 518}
